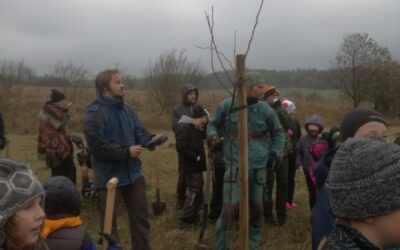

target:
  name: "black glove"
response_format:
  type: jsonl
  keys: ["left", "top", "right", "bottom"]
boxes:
{"left": 267, "top": 151, "right": 279, "bottom": 170}
{"left": 207, "top": 135, "right": 220, "bottom": 148}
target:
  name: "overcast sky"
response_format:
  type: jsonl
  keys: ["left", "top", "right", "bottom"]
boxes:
{"left": 1, "top": 0, "right": 399, "bottom": 76}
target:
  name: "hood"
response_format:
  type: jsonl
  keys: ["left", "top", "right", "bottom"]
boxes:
{"left": 181, "top": 84, "right": 198, "bottom": 104}
{"left": 44, "top": 176, "right": 81, "bottom": 216}
{"left": 178, "top": 115, "right": 193, "bottom": 124}
{"left": 305, "top": 114, "right": 324, "bottom": 132}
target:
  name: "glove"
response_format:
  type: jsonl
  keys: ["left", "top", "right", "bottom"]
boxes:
{"left": 267, "top": 151, "right": 279, "bottom": 170}
{"left": 207, "top": 135, "right": 220, "bottom": 148}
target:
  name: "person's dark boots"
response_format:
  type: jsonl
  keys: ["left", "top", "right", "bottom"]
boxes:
{"left": 176, "top": 199, "right": 185, "bottom": 210}
{"left": 208, "top": 210, "right": 220, "bottom": 223}
{"left": 277, "top": 215, "right": 287, "bottom": 226}
{"left": 264, "top": 214, "right": 276, "bottom": 225}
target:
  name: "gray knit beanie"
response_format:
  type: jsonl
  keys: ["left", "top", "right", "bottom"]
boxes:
{"left": 0, "top": 159, "right": 44, "bottom": 247}
{"left": 327, "top": 138, "right": 400, "bottom": 219}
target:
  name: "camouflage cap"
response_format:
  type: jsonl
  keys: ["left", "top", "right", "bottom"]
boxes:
{"left": 245, "top": 71, "right": 264, "bottom": 87}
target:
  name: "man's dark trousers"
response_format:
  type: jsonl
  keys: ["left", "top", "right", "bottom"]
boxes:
{"left": 264, "top": 156, "right": 289, "bottom": 221}
{"left": 98, "top": 176, "right": 150, "bottom": 250}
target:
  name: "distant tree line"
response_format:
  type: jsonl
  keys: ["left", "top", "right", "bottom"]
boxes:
{"left": 1, "top": 32, "right": 399, "bottom": 116}
{"left": 199, "top": 68, "right": 336, "bottom": 89}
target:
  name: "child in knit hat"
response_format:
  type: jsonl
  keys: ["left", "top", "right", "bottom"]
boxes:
{"left": 41, "top": 176, "right": 96, "bottom": 250}
{"left": 322, "top": 138, "right": 400, "bottom": 249}
{"left": 0, "top": 159, "right": 46, "bottom": 250}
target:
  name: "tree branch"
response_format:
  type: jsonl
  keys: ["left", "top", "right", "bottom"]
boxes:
{"left": 245, "top": 0, "right": 264, "bottom": 58}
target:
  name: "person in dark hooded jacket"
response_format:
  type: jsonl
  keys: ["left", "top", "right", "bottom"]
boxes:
{"left": 42, "top": 176, "right": 96, "bottom": 250}
{"left": 171, "top": 84, "right": 200, "bottom": 209}
{"left": 296, "top": 114, "right": 327, "bottom": 209}
{"left": 175, "top": 105, "right": 208, "bottom": 228}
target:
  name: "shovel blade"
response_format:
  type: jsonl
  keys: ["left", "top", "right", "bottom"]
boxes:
{"left": 152, "top": 201, "right": 166, "bottom": 215}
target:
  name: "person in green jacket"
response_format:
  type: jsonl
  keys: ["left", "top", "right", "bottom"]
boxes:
{"left": 207, "top": 72, "right": 285, "bottom": 250}
{"left": 261, "top": 85, "right": 292, "bottom": 225}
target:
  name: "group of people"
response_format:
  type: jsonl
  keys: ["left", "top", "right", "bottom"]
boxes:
{"left": 171, "top": 72, "right": 294, "bottom": 248}
{"left": 170, "top": 71, "right": 400, "bottom": 250}
{"left": 1, "top": 68, "right": 400, "bottom": 250}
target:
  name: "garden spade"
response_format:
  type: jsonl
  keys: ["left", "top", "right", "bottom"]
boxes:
{"left": 152, "top": 154, "right": 166, "bottom": 215}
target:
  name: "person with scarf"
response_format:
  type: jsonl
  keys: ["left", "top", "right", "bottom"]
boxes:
{"left": 37, "top": 89, "right": 82, "bottom": 184}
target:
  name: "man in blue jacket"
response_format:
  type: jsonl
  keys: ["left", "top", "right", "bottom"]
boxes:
{"left": 83, "top": 69, "right": 153, "bottom": 250}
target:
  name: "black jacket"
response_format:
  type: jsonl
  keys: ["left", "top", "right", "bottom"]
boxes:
{"left": 175, "top": 118, "right": 206, "bottom": 174}
{"left": 46, "top": 225, "right": 94, "bottom": 250}
{"left": 171, "top": 84, "right": 198, "bottom": 133}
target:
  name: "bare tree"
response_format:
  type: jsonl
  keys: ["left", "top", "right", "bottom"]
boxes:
{"left": 332, "top": 33, "right": 392, "bottom": 108}
{"left": 0, "top": 60, "right": 35, "bottom": 110}
{"left": 0, "top": 60, "right": 35, "bottom": 84}
{"left": 144, "top": 49, "right": 204, "bottom": 115}
{"left": 52, "top": 61, "right": 89, "bottom": 103}
{"left": 367, "top": 61, "right": 400, "bottom": 114}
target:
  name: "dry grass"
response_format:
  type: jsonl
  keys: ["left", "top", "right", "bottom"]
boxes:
{"left": 0, "top": 85, "right": 353, "bottom": 135}
{"left": 2, "top": 85, "right": 400, "bottom": 249}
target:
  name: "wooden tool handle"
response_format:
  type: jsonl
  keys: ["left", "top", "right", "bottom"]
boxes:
{"left": 106, "top": 177, "right": 119, "bottom": 189}
{"left": 102, "top": 177, "right": 119, "bottom": 250}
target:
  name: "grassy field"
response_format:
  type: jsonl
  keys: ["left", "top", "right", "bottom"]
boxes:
{"left": 1, "top": 85, "right": 399, "bottom": 249}
{"left": 4, "top": 127, "right": 400, "bottom": 249}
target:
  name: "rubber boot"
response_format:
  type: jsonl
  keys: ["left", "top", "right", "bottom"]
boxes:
{"left": 249, "top": 226, "right": 262, "bottom": 250}
{"left": 215, "top": 217, "right": 233, "bottom": 250}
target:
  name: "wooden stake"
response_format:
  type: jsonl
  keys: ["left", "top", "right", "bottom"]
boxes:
{"left": 103, "top": 177, "right": 119, "bottom": 250}
{"left": 236, "top": 54, "right": 249, "bottom": 250}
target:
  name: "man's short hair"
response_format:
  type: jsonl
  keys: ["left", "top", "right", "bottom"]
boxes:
{"left": 95, "top": 69, "right": 120, "bottom": 96}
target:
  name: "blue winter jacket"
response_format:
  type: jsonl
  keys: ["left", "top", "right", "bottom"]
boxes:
{"left": 83, "top": 96, "right": 151, "bottom": 188}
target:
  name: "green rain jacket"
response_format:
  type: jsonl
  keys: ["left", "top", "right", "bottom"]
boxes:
{"left": 207, "top": 97, "right": 285, "bottom": 169}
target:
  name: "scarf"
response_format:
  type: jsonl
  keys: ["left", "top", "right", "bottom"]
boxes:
{"left": 41, "top": 216, "right": 82, "bottom": 239}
